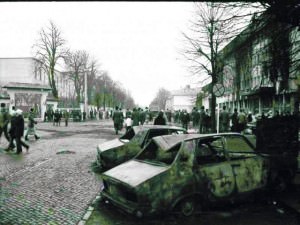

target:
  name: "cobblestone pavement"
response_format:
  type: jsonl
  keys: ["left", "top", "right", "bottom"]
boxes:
{"left": 0, "top": 119, "right": 117, "bottom": 225}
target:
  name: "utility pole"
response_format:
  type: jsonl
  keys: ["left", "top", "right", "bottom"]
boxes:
{"left": 84, "top": 69, "right": 88, "bottom": 115}
{"left": 103, "top": 79, "right": 106, "bottom": 111}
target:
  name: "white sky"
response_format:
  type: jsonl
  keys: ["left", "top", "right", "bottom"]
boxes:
{"left": 0, "top": 1, "right": 196, "bottom": 107}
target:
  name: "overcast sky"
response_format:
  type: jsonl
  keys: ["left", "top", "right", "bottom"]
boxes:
{"left": 0, "top": 1, "right": 197, "bottom": 107}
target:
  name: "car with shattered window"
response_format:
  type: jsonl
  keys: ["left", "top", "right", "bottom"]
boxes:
{"left": 100, "top": 132, "right": 298, "bottom": 217}
{"left": 95, "top": 125, "right": 187, "bottom": 172}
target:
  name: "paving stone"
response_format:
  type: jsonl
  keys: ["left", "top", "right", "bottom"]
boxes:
{"left": 0, "top": 120, "right": 110, "bottom": 224}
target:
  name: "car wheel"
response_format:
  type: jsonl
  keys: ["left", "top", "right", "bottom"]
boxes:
{"left": 179, "top": 198, "right": 195, "bottom": 217}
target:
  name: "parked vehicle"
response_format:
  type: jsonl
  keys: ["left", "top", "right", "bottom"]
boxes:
{"left": 100, "top": 133, "right": 288, "bottom": 217}
{"left": 95, "top": 125, "right": 187, "bottom": 172}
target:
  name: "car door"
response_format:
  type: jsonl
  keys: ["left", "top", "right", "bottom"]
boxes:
{"left": 194, "top": 137, "right": 236, "bottom": 199}
{"left": 224, "top": 135, "right": 268, "bottom": 193}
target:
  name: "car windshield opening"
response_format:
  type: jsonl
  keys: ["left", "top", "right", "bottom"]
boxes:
{"left": 136, "top": 141, "right": 180, "bottom": 165}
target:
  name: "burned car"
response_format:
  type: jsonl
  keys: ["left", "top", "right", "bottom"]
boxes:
{"left": 95, "top": 125, "right": 186, "bottom": 172}
{"left": 100, "top": 133, "right": 279, "bottom": 217}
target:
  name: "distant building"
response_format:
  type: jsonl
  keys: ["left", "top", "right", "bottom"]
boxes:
{"left": 165, "top": 85, "right": 199, "bottom": 113}
{"left": 0, "top": 57, "right": 74, "bottom": 119}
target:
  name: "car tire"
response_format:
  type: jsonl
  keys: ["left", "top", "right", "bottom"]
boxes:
{"left": 179, "top": 198, "right": 195, "bottom": 217}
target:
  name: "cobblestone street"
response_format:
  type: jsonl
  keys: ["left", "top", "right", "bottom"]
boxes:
{"left": 0, "top": 120, "right": 116, "bottom": 225}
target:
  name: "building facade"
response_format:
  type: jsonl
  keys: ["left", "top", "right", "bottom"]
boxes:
{"left": 202, "top": 16, "right": 300, "bottom": 116}
{"left": 165, "top": 85, "right": 199, "bottom": 113}
{"left": 0, "top": 57, "right": 75, "bottom": 118}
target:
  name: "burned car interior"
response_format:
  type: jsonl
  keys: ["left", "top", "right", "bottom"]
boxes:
{"left": 136, "top": 140, "right": 180, "bottom": 165}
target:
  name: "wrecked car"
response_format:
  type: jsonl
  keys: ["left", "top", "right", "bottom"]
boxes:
{"left": 95, "top": 125, "right": 186, "bottom": 172}
{"left": 100, "top": 133, "right": 277, "bottom": 217}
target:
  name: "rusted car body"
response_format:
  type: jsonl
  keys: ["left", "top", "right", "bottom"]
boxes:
{"left": 101, "top": 133, "right": 273, "bottom": 217}
{"left": 96, "top": 125, "right": 186, "bottom": 172}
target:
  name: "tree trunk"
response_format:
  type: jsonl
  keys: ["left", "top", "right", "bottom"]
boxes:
{"left": 210, "top": 88, "right": 217, "bottom": 133}
{"left": 50, "top": 68, "right": 58, "bottom": 99}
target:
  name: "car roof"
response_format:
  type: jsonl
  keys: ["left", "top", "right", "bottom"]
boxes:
{"left": 152, "top": 133, "right": 245, "bottom": 151}
{"left": 132, "top": 125, "right": 186, "bottom": 133}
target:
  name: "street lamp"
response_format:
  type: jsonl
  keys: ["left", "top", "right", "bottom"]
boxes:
{"left": 99, "top": 74, "right": 107, "bottom": 111}
{"left": 82, "top": 69, "right": 89, "bottom": 115}
{"left": 103, "top": 79, "right": 106, "bottom": 111}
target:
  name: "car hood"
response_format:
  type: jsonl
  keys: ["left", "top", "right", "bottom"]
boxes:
{"left": 98, "top": 138, "right": 125, "bottom": 152}
{"left": 103, "top": 160, "right": 168, "bottom": 188}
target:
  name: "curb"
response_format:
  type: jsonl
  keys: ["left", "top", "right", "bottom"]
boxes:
{"left": 77, "top": 195, "right": 101, "bottom": 225}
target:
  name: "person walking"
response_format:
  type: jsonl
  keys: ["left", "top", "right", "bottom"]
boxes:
{"left": 0, "top": 103, "right": 10, "bottom": 143}
{"left": 231, "top": 108, "right": 239, "bottom": 132}
{"left": 154, "top": 111, "right": 167, "bottom": 125}
{"left": 5, "top": 106, "right": 17, "bottom": 152}
{"left": 112, "top": 106, "right": 124, "bottom": 135}
{"left": 12, "top": 109, "right": 29, "bottom": 154}
{"left": 64, "top": 110, "right": 70, "bottom": 127}
{"left": 131, "top": 108, "right": 140, "bottom": 126}
{"left": 181, "top": 109, "right": 190, "bottom": 130}
{"left": 58, "top": 110, "right": 62, "bottom": 126}
{"left": 219, "top": 106, "right": 230, "bottom": 132}
{"left": 99, "top": 110, "right": 103, "bottom": 120}
{"left": 139, "top": 108, "right": 146, "bottom": 125}
{"left": 125, "top": 115, "right": 133, "bottom": 132}
{"left": 238, "top": 108, "right": 247, "bottom": 133}
{"left": 83, "top": 111, "right": 87, "bottom": 121}
{"left": 25, "top": 108, "right": 40, "bottom": 141}
{"left": 199, "top": 106, "right": 206, "bottom": 133}
{"left": 191, "top": 107, "right": 200, "bottom": 128}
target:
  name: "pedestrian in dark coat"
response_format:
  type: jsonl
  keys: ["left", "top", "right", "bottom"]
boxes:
{"left": 139, "top": 109, "right": 146, "bottom": 125}
{"left": 181, "top": 110, "right": 190, "bottom": 130}
{"left": 219, "top": 106, "right": 230, "bottom": 132}
{"left": 25, "top": 108, "right": 40, "bottom": 140}
{"left": 112, "top": 106, "right": 124, "bottom": 134}
{"left": 199, "top": 106, "right": 206, "bottom": 133}
{"left": 5, "top": 106, "right": 17, "bottom": 151}
{"left": 154, "top": 111, "right": 167, "bottom": 125}
{"left": 132, "top": 108, "right": 140, "bottom": 126}
{"left": 0, "top": 103, "right": 10, "bottom": 142}
{"left": 12, "top": 109, "right": 29, "bottom": 154}
{"left": 231, "top": 108, "right": 239, "bottom": 132}
{"left": 64, "top": 110, "right": 70, "bottom": 127}
{"left": 191, "top": 107, "right": 200, "bottom": 128}
{"left": 99, "top": 110, "right": 103, "bottom": 119}
{"left": 53, "top": 110, "right": 59, "bottom": 126}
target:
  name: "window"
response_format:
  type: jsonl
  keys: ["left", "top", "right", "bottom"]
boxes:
{"left": 197, "top": 143, "right": 213, "bottom": 157}
{"left": 224, "top": 136, "right": 254, "bottom": 153}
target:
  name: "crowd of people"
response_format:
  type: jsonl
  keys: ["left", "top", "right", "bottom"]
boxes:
{"left": 1, "top": 102, "right": 296, "bottom": 155}
{"left": 109, "top": 105, "right": 269, "bottom": 135}
{"left": 0, "top": 103, "right": 40, "bottom": 154}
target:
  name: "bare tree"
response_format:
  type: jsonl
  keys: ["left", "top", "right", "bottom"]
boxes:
{"left": 64, "top": 50, "right": 89, "bottom": 103}
{"left": 150, "top": 88, "right": 171, "bottom": 111}
{"left": 87, "top": 59, "right": 100, "bottom": 104}
{"left": 33, "top": 21, "right": 69, "bottom": 99}
{"left": 182, "top": 2, "right": 263, "bottom": 132}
